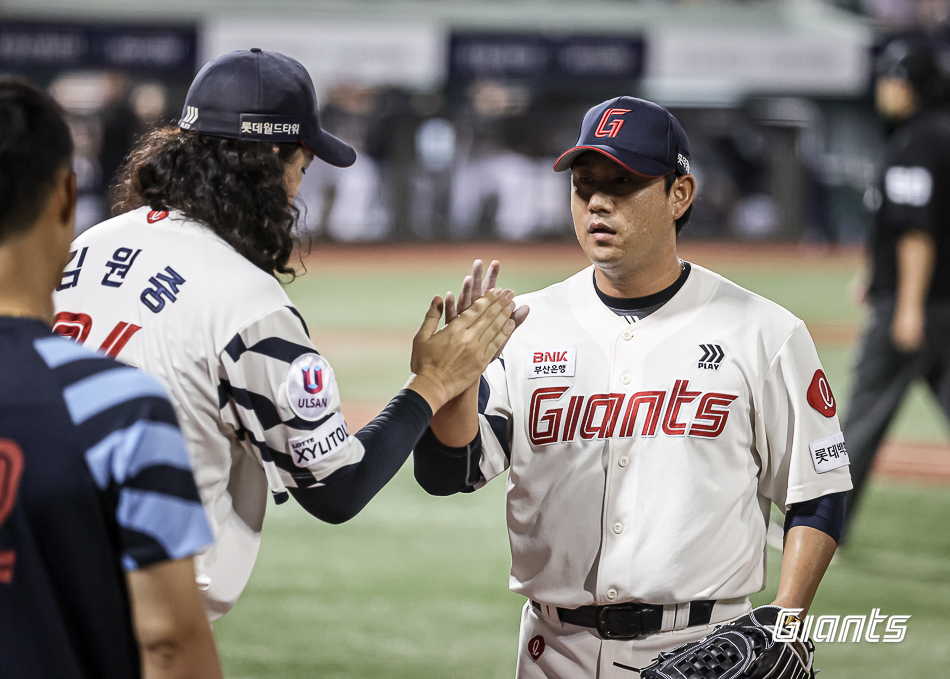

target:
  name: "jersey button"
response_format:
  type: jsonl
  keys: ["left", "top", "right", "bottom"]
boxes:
{"left": 612, "top": 522, "right": 623, "bottom": 534}
{"left": 606, "top": 588, "right": 618, "bottom": 600}
{"left": 620, "top": 374, "right": 631, "bottom": 385}
{"left": 618, "top": 457, "right": 628, "bottom": 467}
{"left": 622, "top": 330, "right": 633, "bottom": 341}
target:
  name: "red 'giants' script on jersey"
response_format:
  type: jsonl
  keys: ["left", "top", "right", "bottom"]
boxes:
{"left": 806, "top": 370, "right": 836, "bottom": 417}
{"left": 528, "top": 380, "right": 738, "bottom": 445}
{"left": 147, "top": 210, "right": 169, "bottom": 223}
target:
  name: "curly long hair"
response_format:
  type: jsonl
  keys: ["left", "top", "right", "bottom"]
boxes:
{"left": 113, "top": 127, "right": 300, "bottom": 278}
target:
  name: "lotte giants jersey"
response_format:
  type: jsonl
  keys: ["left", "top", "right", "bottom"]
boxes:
{"left": 53, "top": 207, "right": 364, "bottom": 618}
{"left": 476, "top": 264, "right": 852, "bottom": 607}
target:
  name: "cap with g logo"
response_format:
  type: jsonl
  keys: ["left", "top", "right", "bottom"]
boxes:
{"left": 553, "top": 96, "right": 690, "bottom": 177}
{"left": 178, "top": 47, "right": 356, "bottom": 168}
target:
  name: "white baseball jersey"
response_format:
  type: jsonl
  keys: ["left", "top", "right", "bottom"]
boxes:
{"left": 476, "top": 264, "right": 853, "bottom": 608}
{"left": 53, "top": 207, "right": 365, "bottom": 618}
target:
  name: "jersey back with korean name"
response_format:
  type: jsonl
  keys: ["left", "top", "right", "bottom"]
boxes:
{"left": 475, "top": 264, "right": 853, "bottom": 608}
{"left": 52, "top": 207, "right": 366, "bottom": 618}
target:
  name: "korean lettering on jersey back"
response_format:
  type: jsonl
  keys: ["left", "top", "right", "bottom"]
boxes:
{"left": 140, "top": 266, "right": 186, "bottom": 313}
{"left": 101, "top": 247, "right": 142, "bottom": 288}
{"left": 57, "top": 247, "right": 88, "bottom": 291}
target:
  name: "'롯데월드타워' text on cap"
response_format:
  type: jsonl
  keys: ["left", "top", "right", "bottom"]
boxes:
{"left": 553, "top": 96, "right": 690, "bottom": 177}
{"left": 178, "top": 47, "right": 356, "bottom": 168}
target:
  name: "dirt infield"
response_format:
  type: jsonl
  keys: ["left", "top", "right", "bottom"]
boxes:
{"left": 300, "top": 240, "right": 865, "bottom": 273}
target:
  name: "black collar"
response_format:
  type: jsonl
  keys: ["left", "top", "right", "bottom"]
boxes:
{"left": 593, "top": 262, "right": 691, "bottom": 311}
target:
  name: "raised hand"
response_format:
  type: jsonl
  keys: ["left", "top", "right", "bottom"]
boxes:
{"left": 407, "top": 289, "right": 516, "bottom": 411}
{"left": 444, "top": 260, "right": 529, "bottom": 357}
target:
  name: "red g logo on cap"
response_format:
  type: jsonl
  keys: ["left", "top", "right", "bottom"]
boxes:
{"left": 807, "top": 370, "right": 836, "bottom": 417}
{"left": 594, "top": 108, "right": 630, "bottom": 138}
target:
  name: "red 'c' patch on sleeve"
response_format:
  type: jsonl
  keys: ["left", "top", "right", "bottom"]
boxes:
{"left": 807, "top": 369, "right": 836, "bottom": 417}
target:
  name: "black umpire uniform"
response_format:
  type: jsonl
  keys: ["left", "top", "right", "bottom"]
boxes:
{"left": 843, "top": 35, "right": 950, "bottom": 540}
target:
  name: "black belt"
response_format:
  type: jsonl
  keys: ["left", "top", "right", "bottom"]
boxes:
{"left": 532, "top": 599, "right": 715, "bottom": 640}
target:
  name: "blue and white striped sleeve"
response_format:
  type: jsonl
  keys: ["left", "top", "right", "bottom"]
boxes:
{"left": 217, "top": 306, "right": 367, "bottom": 494}
{"left": 33, "top": 335, "right": 213, "bottom": 571}
{"left": 91, "top": 410, "right": 215, "bottom": 571}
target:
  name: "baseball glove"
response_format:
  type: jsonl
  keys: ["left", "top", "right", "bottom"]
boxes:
{"left": 639, "top": 605, "right": 815, "bottom": 679}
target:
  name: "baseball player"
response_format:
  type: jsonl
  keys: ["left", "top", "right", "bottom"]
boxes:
{"left": 842, "top": 34, "right": 950, "bottom": 542}
{"left": 414, "top": 97, "right": 853, "bottom": 677}
{"left": 0, "top": 79, "right": 221, "bottom": 678}
{"left": 52, "top": 49, "right": 517, "bottom": 619}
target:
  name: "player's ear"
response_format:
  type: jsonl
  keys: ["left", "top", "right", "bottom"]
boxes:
{"left": 670, "top": 174, "right": 696, "bottom": 221}
{"left": 58, "top": 167, "right": 77, "bottom": 230}
{"left": 46, "top": 165, "right": 77, "bottom": 236}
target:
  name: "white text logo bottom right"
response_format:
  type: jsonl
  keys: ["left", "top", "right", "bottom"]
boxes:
{"left": 774, "top": 608, "right": 910, "bottom": 643}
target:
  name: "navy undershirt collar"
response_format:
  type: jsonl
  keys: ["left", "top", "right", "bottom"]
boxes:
{"left": 593, "top": 262, "right": 691, "bottom": 313}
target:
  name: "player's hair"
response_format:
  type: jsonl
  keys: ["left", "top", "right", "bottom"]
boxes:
{"left": 664, "top": 173, "right": 693, "bottom": 235}
{"left": 0, "top": 78, "right": 74, "bottom": 244}
{"left": 113, "top": 127, "right": 300, "bottom": 279}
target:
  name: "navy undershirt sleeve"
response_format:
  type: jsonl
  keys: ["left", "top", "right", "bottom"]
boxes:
{"left": 288, "top": 389, "right": 432, "bottom": 523}
{"left": 783, "top": 491, "right": 846, "bottom": 544}
{"left": 413, "top": 427, "right": 483, "bottom": 496}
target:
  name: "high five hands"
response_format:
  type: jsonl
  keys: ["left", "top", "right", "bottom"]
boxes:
{"left": 445, "top": 259, "right": 530, "bottom": 359}
{"left": 407, "top": 259, "right": 529, "bottom": 412}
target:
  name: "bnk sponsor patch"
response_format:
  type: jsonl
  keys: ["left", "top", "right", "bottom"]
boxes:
{"left": 526, "top": 348, "right": 576, "bottom": 379}
{"left": 286, "top": 353, "right": 335, "bottom": 421}
{"left": 288, "top": 412, "right": 348, "bottom": 467}
{"left": 809, "top": 432, "right": 850, "bottom": 474}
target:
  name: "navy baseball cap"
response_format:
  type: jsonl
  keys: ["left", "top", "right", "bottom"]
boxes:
{"left": 553, "top": 96, "right": 690, "bottom": 177}
{"left": 179, "top": 48, "right": 356, "bottom": 168}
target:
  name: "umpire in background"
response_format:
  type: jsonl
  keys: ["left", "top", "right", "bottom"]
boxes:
{"left": 843, "top": 34, "right": 950, "bottom": 541}
{"left": 0, "top": 79, "right": 222, "bottom": 678}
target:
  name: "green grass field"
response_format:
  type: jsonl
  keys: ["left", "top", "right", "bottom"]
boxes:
{"left": 213, "top": 248, "right": 950, "bottom": 677}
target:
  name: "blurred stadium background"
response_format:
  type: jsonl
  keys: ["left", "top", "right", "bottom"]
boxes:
{"left": 3, "top": 0, "right": 949, "bottom": 676}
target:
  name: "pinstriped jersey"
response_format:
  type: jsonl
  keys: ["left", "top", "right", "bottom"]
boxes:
{"left": 474, "top": 264, "right": 853, "bottom": 608}
{"left": 52, "top": 206, "right": 366, "bottom": 618}
{"left": 0, "top": 319, "right": 211, "bottom": 679}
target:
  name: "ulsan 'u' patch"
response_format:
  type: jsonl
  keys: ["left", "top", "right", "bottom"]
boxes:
{"left": 286, "top": 353, "right": 335, "bottom": 421}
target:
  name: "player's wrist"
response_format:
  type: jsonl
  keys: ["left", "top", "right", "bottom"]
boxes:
{"left": 405, "top": 373, "right": 451, "bottom": 412}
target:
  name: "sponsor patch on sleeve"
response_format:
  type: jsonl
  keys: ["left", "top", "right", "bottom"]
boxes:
{"left": 809, "top": 432, "right": 850, "bottom": 474}
{"left": 287, "top": 353, "right": 335, "bottom": 421}
{"left": 526, "top": 348, "right": 576, "bottom": 379}
{"left": 288, "top": 412, "right": 348, "bottom": 467}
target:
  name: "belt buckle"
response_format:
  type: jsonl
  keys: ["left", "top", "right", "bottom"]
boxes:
{"left": 596, "top": 604, "right": 642, "bottom": 640}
